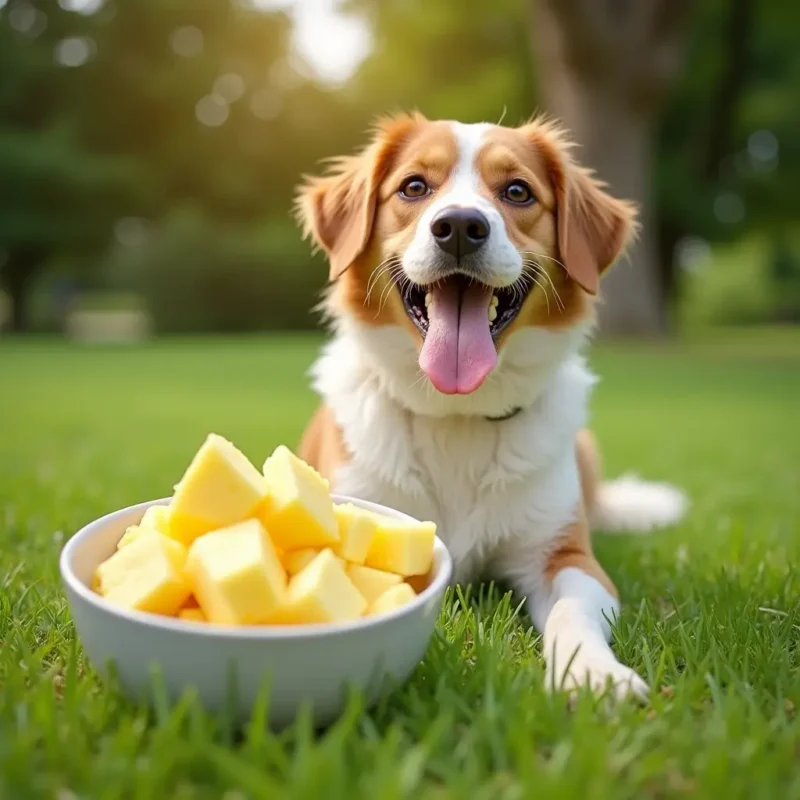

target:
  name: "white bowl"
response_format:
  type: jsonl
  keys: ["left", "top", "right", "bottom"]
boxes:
{"left": 60, "top": 495, "right": 452, "bottom": 728}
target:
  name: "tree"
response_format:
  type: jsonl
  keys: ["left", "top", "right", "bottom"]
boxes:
{"left": 0, "top": 0, "right": 129, "bottom": 331}
{"left": 531, "top": 0, "right": 696, "bottom": 336}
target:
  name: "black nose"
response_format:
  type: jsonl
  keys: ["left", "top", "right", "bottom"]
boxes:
{"left": 430, "top": 207, "right": 490, "bottom": 258}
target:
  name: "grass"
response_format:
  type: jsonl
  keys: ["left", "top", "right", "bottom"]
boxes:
{"left": 1, "top": 329, "right": 799, "bottom": 799}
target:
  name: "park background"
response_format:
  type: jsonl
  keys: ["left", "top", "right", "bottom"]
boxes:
{"left": 0, "top": 0, "right": 798, "bottom": 339}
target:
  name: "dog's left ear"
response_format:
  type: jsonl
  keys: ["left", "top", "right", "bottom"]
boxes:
{"left": 295, "top": 114, "right": 422, "bottom": 281}
{"left": 530, "top": 123, "right": 637, "bottom": 295}
{"left": 295, "top": 152, "right": 376, "bottom": 281}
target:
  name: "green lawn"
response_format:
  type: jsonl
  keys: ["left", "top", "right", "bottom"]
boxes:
{"left": 1, "top": 330, "right": 799, "bottom": 799}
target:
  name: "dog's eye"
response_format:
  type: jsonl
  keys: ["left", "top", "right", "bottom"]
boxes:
{"left": 399, "top": 176, "right": 430, "bottom": 199}
{"left": 502, "top": 180, "right": 535, "bottom": 205}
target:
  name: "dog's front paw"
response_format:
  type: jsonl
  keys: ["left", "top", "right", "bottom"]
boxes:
{"left": 546, "top": 647, "right": 649, "bottom": 702}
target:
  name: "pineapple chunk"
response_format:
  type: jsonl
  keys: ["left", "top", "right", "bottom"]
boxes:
{"left": 268, "top": 550, "right": 366, "bottom": 625}
{"left": 282, "top": 548, "right": 319, "bottom": 575}
{"left": 162, "top": 509, "right": 214, "bottom": 547}
{"left": 186, "top": 519, "right": 287, "bottom": 625}
{"left": 117, "top": 504, "right": 172, "bottom": 549}
{"left": 94, "top": 531, "right": 191, "bottom": 616}
{"left": 333, "top": 503, "right": 378, "bottom": 565}
{"left": 282, "top": 548, "right": 345, "bottom": 575}
{"left": 178, "top": 607, "right": 207, "bottom": 623}
{"left": 364, "top": 515, "right": 436, "bottom": 576}
{"left": 171, "top": 433, "right": 268, "bottom": 544}
{"left": 117, "top": 524, "right": 145, "bottom": 550}
{"left": 260, "top": 446, "right": 338, "bottom": 550}
{"left": 369, "top": 583, "right": 417, "bottom": 617}
{"left": 140, "top": 504, "right": 172, "bottom": 531}
{"left": 345, "top": 563, "right": 402, "bottom": 605}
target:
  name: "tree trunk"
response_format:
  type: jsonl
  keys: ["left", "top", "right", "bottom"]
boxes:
{"left": 531, "top": 0, "right": 694, "bottom": 337}
{"left": 549, "top": 82, "right": 666, "bottom": 335}
{"left": 1, "top": 249, "right": 39, "bottom": 333}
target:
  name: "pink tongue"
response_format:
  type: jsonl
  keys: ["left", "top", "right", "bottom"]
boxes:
{"left": 419, "top": 282, "right": 498, "bottom": 395}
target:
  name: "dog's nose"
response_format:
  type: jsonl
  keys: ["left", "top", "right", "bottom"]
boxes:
{"left": 430, "top": 207, "right": 490, "bottom": 258}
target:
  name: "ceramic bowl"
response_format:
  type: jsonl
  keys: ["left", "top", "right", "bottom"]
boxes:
{"left": 60, "top": 495, "right": 452, "bottom": 728}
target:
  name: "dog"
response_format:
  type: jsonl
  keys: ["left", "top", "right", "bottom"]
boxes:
{"left": 294, "top": 113, "right": 687, "bottom": 699}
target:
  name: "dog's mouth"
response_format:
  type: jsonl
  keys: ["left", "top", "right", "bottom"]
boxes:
{"left": 400, "top": 274, "right": 532, "bottom": 396}
{"left": 401, "top": 274, "right": 528, "bottom": 340}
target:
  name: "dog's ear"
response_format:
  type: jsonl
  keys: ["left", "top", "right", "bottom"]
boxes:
{"left": 295, "top": 153, "right": 376, "bottom": 282}
{"left": 295, "top": 114, "right": 422, "bottom": 281}
{"left": 527, "top": 122, "right": 637, "bottom": 295}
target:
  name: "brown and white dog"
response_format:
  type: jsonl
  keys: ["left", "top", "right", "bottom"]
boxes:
{"left": 295, "top": 114, "right": 687, "bottom": 699}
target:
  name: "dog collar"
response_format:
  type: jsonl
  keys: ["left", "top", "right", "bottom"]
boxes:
{"left": 484, "top": 406, "right": 524, "bottom": 422}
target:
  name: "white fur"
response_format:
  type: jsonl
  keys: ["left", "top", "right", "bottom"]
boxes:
{"left": 312, "top": 319, "right": 651, "bottom": 698}
{"left": 312, "top": 319, "right": 593, "bottom": 583}
{"left": 595, "top": 474, "right": 689, "bottom": 534}
{"left": 402, "top": 122, "right": 523, "bottom": 288}
{"left": 537, "top": 568, "right": 648, "bottom": 699}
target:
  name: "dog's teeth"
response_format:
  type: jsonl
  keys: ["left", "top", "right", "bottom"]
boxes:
{"left": 491, "top": 295, "right": 499, "bottom": 307}
{"left": 488, "top": 305, "right": 498, "bottom": 323}
{"left": 425, "top": 293, "right": 432, "bottom": 307}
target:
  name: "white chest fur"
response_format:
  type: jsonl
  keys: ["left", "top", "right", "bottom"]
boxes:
{"left": 310, "top": 319, "right": 595, "bottom": 584}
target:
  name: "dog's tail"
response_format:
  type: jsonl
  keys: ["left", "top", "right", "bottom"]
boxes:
{"left": 593, "top": 474, "right": 688, "bottom": 534}
{"left": 578, "top": 429, "right": 688, "bottom": 535}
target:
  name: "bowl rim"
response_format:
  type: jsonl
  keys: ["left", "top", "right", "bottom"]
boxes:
{"left": 60, "top": 494, "right": 453, "bottom": 639}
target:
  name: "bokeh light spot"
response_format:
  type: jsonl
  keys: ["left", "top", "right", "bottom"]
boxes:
{"left": 55, "top": 36, "right": 95, "bottom": 68}
{"left": 170, "top": 26, "right": 204, "bottom": 58}
{"left": 9, "top": 2, "right": 47, "bottom": 37}
{"left": 214, "top": 73, "right": 246, "bottom": 103}
{"left": 195, "top": 95, "right": 229, "bottom": 127}
{"left": 114, "top": 218, "right": 151, "bottom": 248}
{"left": 748, "top": 130, "right": 778, "bottom": 163}
{"left": 676, "top": 236, "right": 712, "bottom": 273}
{"left": 58, "top": 0, "right": 104, "bottom": 14}
{"left": 714, "top": 192, "right": 745, "bottom": 226}
{"left": 249, "top": 89, "right": 282, "bottom": 121}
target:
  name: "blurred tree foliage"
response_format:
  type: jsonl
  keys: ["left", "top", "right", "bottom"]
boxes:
{"left": 0, "top": 0, "right": 797, "bottom": 333}
{"left": 0, "top": 0, "right": 132, "bottom": 330}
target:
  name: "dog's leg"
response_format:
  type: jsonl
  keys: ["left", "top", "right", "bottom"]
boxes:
{"left": 498, "top": 510, "right": 648, "bottom": 700}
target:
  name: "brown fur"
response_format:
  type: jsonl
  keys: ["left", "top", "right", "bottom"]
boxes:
{"left": 298, "top": 405, "right": 349, "bottom": 484}
{"left": 544, "top": 506, "right": 618, "bottom": 598}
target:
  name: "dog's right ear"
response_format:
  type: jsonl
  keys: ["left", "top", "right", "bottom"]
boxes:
{"left": 295, "top": 114, "right": 422, "bottom": 281}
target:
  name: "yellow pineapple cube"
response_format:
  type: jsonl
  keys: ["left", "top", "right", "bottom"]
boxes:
{"left": 268, "top": 549, "right": 366, "bottom": 625}
{"left": 117, "top": 524, "right": 145, "bottom": 550}
{"left": 259, "top": 446, "right": 338, "bottom": 550}
{"left": 281, "top": 548, "right": 320, "bottom": 575}
{"left": 170, "top": 433, "right": 268, "bottom": 544}
{"left": 345, "top": 563, "right": 402, "bottom": 605}
{"left": 282, "top": 548, "right": 346, "bottom": 575}
{"left": 94, "top": 531, "right": 191, "bottom": 616}
{"left": 369, "top": 583, "right": 417, "bottom": 617}
{"left": 186, "top": 519, "right": 286, "bottom": 625}
{"left": 364, "top": 515, "right": 436, "bottom": 576}
{"left": 333, "top": 503, "right": 378, "bottom": 565}
{"left": 178, "top": 607, "right": 207, "bottom": 623}
{"left": 140, "top": 504, "right": 172, "bottom": 531}
{"left": 165, "top": 509, "right": 216, "bottom": 547}
{"left": 117, "top": 504, "right": 172, "bottom": 549}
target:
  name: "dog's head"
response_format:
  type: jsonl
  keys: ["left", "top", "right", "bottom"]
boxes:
{"left": 296, "top": 114, "right": 636, "bottom": 402}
